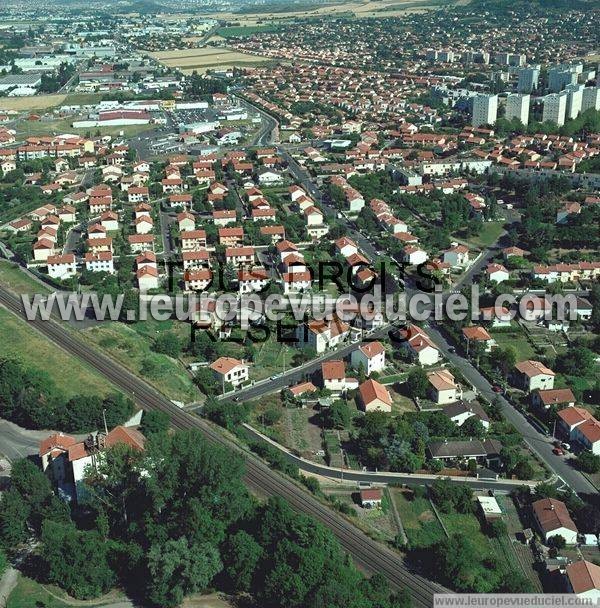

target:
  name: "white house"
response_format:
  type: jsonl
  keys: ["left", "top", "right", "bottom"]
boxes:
{"left": 321, "top": 360, "right": 358, "bottom": 394}
{"left": 400, "top": 324, "right": 440, "bottom": 366}
{"left": 137, "top": 265, "right": 159, "bottom": 291}
{"left": 210, "top": 357, "right": 249, "bottom": 388}
{"left": 84, "top": 251, "right": 114, "bottom": 274}
{"left": 513, "top": 360, "right": 555, "bottom": 392}
{"left": 486, "top": 263, "right": 510, "bottom": 283}
{"left": 443, "top": 400, "right": 490, "bottom": 430}
{"left": 47, "top": 254, "right": 77, "bottom": 280}
{"left": 443, "top": 244, "right": 470, "bottom": 268}
{"left": 427, "top": 369, "right": 459, "bottom": 405}
{"left": 351, "top": 341, "right": 386, "bottom": 375}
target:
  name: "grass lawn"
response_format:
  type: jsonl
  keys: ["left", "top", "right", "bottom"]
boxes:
{"left": 490, "top": 327, "right": 535, "bottom": 360}
{"left": 249, "top": 337, "right": 296, "bottom": 381}
{"left": 84, "top": 322, "right": 197, "bottom": 403}
{"left": 459, "top": 221, "right": 505, "bottom": 250}
{"left": 7, "top": 575, "right": 125, "bottom": 608}
{"left": 0, "top": 260, "right": 50, "bottom": 295}
{"left": 392, "top": 489, "right": 445, "bottom": 547}
{"left": 0, "top": 306, "right": 112, "bottom": 398}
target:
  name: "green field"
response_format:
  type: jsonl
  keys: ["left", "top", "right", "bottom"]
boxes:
{"left": 490, "top": 328, "right": 535, "bottom": 360}
{"left": 0, "top": 261, "right": 50, "bottom": 296}
{"left": 0, "top": 306, "right": 111, "bottom": 398}
{"left": 85, "top": 321, "right": 197, "bottom": 403}
{"left": 216, "top": 25, "right": 280, "bottom": 37}
{"left": 457, "top": 221, "right": 505, "bottom": 250}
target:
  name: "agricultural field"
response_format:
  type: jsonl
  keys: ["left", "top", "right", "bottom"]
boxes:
{"left": 201, "top": 0, "right": 466, "bottom": 24}
{"left": 150, "top": 47, "right": 272, "bottom": 74}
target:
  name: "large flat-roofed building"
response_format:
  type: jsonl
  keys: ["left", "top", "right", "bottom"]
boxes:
{"left": 582, "top": 87, "right": 600, "bottom": 112}
{"left": 0, "top": 73, "right": 42, "bottom": 91}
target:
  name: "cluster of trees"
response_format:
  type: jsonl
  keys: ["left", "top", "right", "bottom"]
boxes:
{"left": 350, "top": 408, "right": 487, "bottom": 473}
{"left": 404, "top": 480, "right": 532, "bottom": 593}
{"left": 185, "top": 72, "right": 231, "bottom": 100}
{"left": 0, "top": 357, "right": 134, "bottom": 432}
{"left": 1, "top": 430, "right": 410, "bottom": 608}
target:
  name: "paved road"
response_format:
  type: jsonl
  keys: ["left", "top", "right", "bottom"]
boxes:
{"left": 243, "top": 425, "right": 538, "bottom": 491}
{"left": 0, "top": 420, "right": 51, "bottom": 461}
{"left": 0, "top": 285, "right": 448, "bottom": 607}
{"left": 203, "top": 326, "right": 391, "bottom": 405}
{"left": 425, "top": 321, "right": 597, "bottom": 497}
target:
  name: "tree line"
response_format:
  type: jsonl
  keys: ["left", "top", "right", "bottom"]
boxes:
{"left": 0, "top": 429, "right": 411, "bottom": 608}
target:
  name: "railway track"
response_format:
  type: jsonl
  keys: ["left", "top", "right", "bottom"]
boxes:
{"left": 0, "top": 287, "right": 448, "bottom": 606}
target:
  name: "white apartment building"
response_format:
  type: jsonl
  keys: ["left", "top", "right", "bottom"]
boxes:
{"left": 472, "top": 94, "right": 498, "bottom": 127}
{"left": 542, "top": 92, "right": 568, "bottom": 126}
{"left": 582, "top": 87, "right": 600, "bottom": 112}
{"left": 505, "top": 93, "right": 530, "bottom": 125}
{"left": 565, "top": 84, "right": 584, "bottom": 120}
{"left": 517, "top": 66, "right": 540, "bottom": 93}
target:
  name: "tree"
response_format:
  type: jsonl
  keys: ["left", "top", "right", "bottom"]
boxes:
{"left": 194, "top": 367, "right": 221, "bottom": 396}
{"left": 406, "top": 367, "right": 428, "bottom": 399}
{"left": 140, "top": 410, "right": 170, "bottom": 436}
{"left": 0, "top": 547, "right": 7, "bottom": 577}
{"left": 221, "top": 530, "right": 262, "bottom": 593}
{"left": 486, "top": 518, "right": 508, "bottom": 538}
{"left": 576, "top": 451, "right": 600, "bottom": 474}
{"left": 146, "top": 538, "right": 222, "bottom": 608}
{"left": 326, "top": 400, "right": 351, "bottom": 429}
{"left": 40, "top": 521, "right": 115, "bottom": 599}
{"left": 153, "top": 332, "right": 182, "bottom": 358}
{"left": 548, "top": 534, "right": 566, "bottom": 550}
{"left": 0, "top": 489, "right": 30, "bottom": 547}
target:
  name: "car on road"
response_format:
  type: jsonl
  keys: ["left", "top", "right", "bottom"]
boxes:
{"left": 561, "top": 443, "right": 571, "bottom": 451}
{"left": 270, "top": 374, "right": 281, "bottom": 380}
{"left": 447, "top": 346, "right": 456, "bottom": 353}
{"left": 491, "top": 385, "right": 503, "bottom": 393}
{"left": 553, "top": 447, "right": 564, "bottom": 456}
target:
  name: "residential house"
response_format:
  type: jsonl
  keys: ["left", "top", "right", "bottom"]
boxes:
{"left": 443, "top": 244, "right": 470, "bottom": 268}
{"left": 462, "top": 325, "right": 496, "bottom": 352}
{"left": 532, "top": 388, "right": 576, "bottom": 410}
{"left": 427, "top": 369, "right": 459, "bottom": 404}
{"left": 84, "top": 251, "right": 114, "bottom": 274}
{"left": 360, "top": 489, "right": 383, "bottom": 509}
{"left": 532, "top": 498, "right": 578, "bottom": 545}
{"left": 486, "top": 263, "right": 510, "bottom": 283}
{"left": 137, "top": 265, "right": 159, "bottom": 291}
{"left": 428, "top": 438, "right": 503, "bottom": 465}
{"left": 321, "top": 360, "right": 358, "bottom": 394}
{"left": 565, "top": 561, "right": 600, "bottom": 600}
{"left": 47, "top": 254, "right": 77, "bottom": 280}
{"left": 210, "top": 357, "right": 249, "bottom": 388}
{"left": 351, "top": 341, "right": 386, "bottom": 375}
{"left": 298, "top": 316, "right": 350, "bottom": 353}
{"left": 443, "top": 400, "right": 490, "bottom": 430}
{"left": 400, "top": 324, "right": 440, "bottom": 366}
{"left": 513, "top": 360, "right": 555, "bottom": 392}
{"left": 358, "top": 379, "right": 392, "bottom": 413}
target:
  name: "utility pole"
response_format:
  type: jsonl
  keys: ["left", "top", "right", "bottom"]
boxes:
{"left": 102, "top": 408, "right": 108, "bottom": 435}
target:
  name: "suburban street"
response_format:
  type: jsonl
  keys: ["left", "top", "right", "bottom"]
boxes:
{"left": 0, "top": 285, "right": 448, "bottom": 606}
{"left": 425, "top": 322, "right": 597, "bottom": 496}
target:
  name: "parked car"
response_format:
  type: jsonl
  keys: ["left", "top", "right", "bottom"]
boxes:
{"left": 553, "top": 447, "right": 564, "bottom": 456}
{"left": 492, "top": 385, "right": 503, "bottom": 393}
